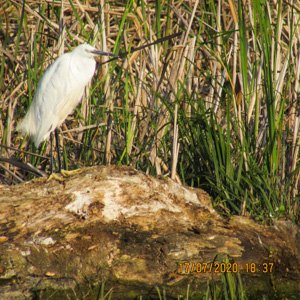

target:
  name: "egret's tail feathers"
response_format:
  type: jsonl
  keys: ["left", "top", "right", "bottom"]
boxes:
{"left": 17, "top": 112, "right": 35, "bottom": 136}
{"left": 16, "top": 109, "right": 38, "bottom": 146}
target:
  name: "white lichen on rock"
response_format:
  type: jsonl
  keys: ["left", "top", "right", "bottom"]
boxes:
{"left": 65, "top": 190, "right": 92, "bottom": 218}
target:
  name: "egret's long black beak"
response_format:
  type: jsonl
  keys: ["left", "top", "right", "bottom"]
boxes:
{"left": 90, "top": 49, "right": 118, "bottom": 57}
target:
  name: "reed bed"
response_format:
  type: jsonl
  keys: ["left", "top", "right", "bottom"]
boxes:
{"left": 0, "top": 0, "right": 299, "bottom": 222}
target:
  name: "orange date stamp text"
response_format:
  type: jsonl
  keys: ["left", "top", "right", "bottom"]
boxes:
{"left": 178, "top": 261, "right": 274, "bottom": 274}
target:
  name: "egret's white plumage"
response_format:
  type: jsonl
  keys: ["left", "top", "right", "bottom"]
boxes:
{"left": 17, "top": 43, "right": 115, "bottom": 146}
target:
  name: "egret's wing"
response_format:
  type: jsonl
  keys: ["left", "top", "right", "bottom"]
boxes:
{"left": 30, "top": 53, "right": 89, "bottom": 146}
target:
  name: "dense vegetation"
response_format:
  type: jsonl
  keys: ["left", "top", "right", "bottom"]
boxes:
{"left": 0, "top": 0, "right": 299, "bottom": 224}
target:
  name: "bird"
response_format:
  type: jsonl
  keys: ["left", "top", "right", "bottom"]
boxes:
{"left": 17, "top": 43, "right": 116, "bottom": 147}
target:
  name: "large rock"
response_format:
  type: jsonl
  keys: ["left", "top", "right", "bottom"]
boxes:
{"left": 0, "top": 166, "right": 299, "bottom": 298}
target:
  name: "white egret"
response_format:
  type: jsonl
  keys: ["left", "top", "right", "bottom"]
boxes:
{"left": 17, "top": 43, "right": 116, "bottom": 147}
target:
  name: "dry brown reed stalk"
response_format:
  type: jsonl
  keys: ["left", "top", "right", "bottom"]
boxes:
{"left": 148, "top": 0, "right": 199, "bottom": 178}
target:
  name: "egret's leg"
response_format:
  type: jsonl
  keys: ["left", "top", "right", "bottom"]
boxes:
{"left": 50, "top": 132, "right": 54, "bottom": 174}
{"left": 55, "top": 128, "right": 62, "bottom": 172}
{"left": 47, "top": 130, "right": 64, "bottom": 181}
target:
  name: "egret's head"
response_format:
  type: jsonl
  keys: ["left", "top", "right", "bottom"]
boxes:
{"left": 74, "top": 43, "right": 117, "bottom": 59}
